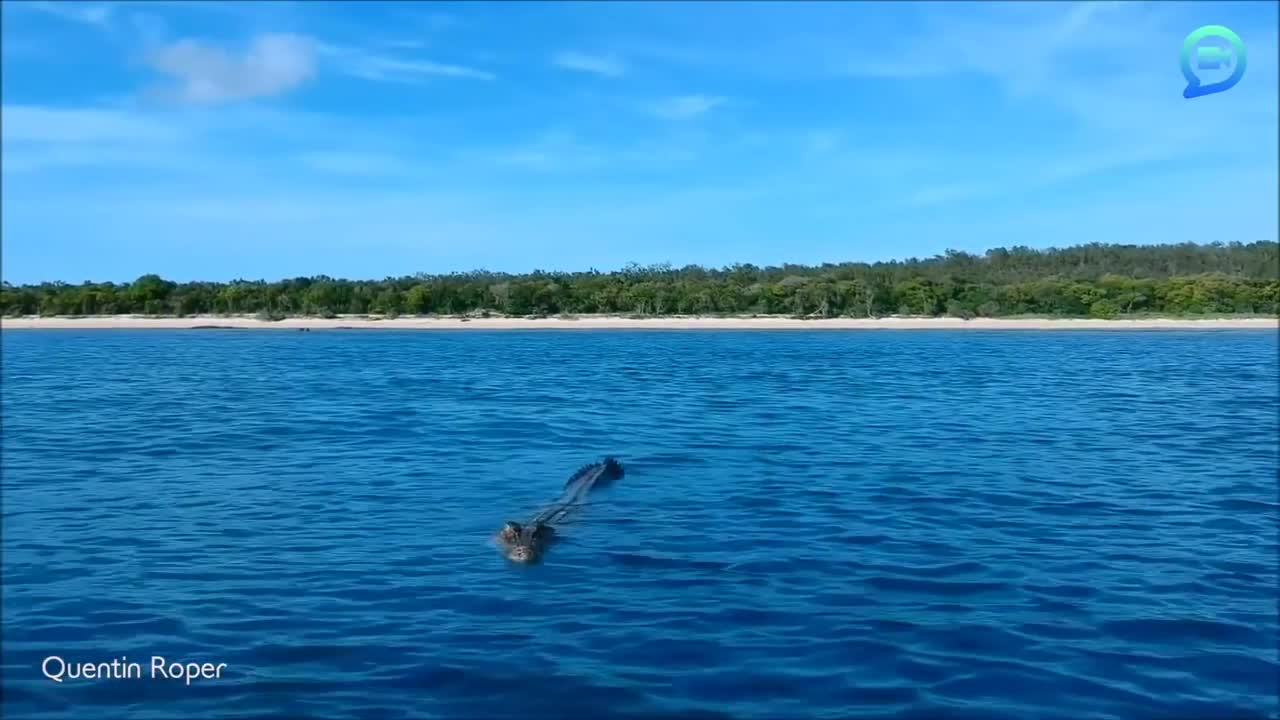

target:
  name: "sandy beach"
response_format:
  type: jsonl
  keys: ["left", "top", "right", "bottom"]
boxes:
{"left": 2, "top": 314, "right": 1276, "bottom": 330}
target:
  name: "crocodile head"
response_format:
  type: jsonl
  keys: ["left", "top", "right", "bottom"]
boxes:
{"left": 497, "top": 520, "right": 556, "bottom": 563}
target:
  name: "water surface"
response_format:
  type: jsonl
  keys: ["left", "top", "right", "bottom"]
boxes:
{"left": 3, "top": 329, "right": 1277, "bottom": 719}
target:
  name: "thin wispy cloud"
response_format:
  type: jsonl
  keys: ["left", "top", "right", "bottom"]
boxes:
{"left": 804, "top": 130, "right": 841, "bottom": 155}
{"left": 838, "top": 4, "right": 1114, "bottom": 85}
{"left": 646, "top": 94, "right": 726, "bottom": 120}
{"left": 900, "top": 182, "right": 991, "bottom": 210}
{"left": 840, "top": 60, "right": 953, "bottom": 79}
{"left": 21, "top": 1, "right": 114, "bottom": 28}
{"left": 1, "top": 105, "right": 183, "bottom": 145}
{"left": 127, "top": 11, "right": 171, "bottom": 50}
{"left": 552, "top": 51, "right": 626, "bottom": 78}
{"left": 0, "top": 102, "right": 416, "bottom": 177}
{"left": 319, "top": 43, "right": 495, "bottom": 83}
{"left": 390, "top": 9, "right": 461, "bottom": 33}
{"left": 298, "top": 151, "right": 412, "bottom": 177}
{"left": 147, "top": 33, "right": 317, "bottom": 105}
{"left": 1, "top": 104, "right": 194, "bottom": 176}
{"left": 418, "top": 12, "right": 459, "bottom": 32}
{"left": 0, "top": 36, "right": 46, "bottom": 61}
{"left": 380, "top": 39, "right": 431, "bottom": 51}
{"left": 895, "top": 140, "right": 1240, "bottom": 213}
{"left": 475, "top": 127, "right": 706, "bottom": 175}
{"left": 484, "top": 129, "right": 604, "bottom": 172}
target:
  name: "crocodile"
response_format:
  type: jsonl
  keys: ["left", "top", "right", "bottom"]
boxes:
{"left": 496, "top": 457, "right": 624, "bottom": 563}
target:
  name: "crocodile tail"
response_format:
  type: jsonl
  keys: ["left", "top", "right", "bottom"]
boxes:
{"left": 561, "top": 457, "right": 625, "bottom": 491}
{"left": 601, "top": 457, "right": 625, "bottom": 481}
{"left": 563, "top": 462, "right": 598, "bottom": 490}
{"left": 536, "top": 457, "right": 626, "bottom": 525}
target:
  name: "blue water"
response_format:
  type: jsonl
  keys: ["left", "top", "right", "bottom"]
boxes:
{"left": 2, "top": 329, "right": 1277, "bottom": 720}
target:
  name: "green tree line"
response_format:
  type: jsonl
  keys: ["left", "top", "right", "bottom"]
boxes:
{"left": 4, "top": 242, "right": 1277, "bottom": 320}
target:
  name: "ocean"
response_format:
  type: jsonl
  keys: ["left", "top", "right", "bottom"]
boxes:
{"left": 2, "top": 329, "right": 1276, "bottom": 720}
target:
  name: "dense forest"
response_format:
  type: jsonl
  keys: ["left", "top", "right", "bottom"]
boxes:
{"left": 3, "top": 242, "right": 1277, "bottom": 319}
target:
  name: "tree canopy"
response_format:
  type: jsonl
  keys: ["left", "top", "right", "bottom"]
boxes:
{"left": 4, "top": 242, "right": 1277, "bottom": 319}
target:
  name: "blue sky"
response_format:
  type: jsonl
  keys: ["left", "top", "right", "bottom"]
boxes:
{"left": 2, "top": 0, "right": 1276, "bottom": 284}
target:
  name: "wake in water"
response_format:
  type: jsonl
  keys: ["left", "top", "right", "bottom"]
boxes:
{"left": 495, "top": 457, "right": 625, "bottom": 563}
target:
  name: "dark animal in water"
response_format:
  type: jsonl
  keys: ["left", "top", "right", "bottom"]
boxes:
{"left": 496, "top": 457, "right": 624, "bottom": 563}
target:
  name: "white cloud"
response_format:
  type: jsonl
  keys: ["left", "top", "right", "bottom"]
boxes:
{"left": 318, "top": 43, "right": 495, "bottom": 82}
{"left": 147, "top": 33, "right": 317, "bottom": 104}
{"left": 646, "top": 94, "right": 726, "bottom": 120}
{"left": 552, "top": 51, "right": 626, "bottom": 78}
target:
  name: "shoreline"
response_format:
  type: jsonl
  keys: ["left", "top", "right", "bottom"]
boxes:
{"left": 2, "top": 315, "right": 1276, "bottom": 331}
